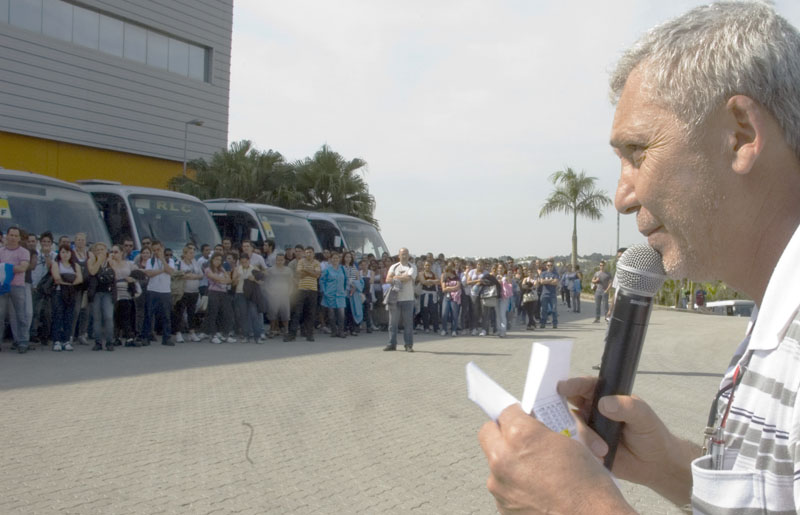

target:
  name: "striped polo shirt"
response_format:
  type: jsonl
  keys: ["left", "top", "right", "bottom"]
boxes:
{"left": 692, "top": 223, "right": 800, "bottom": 514}
{"left": 296, "top": 258, "right": 320, "bottom": 292}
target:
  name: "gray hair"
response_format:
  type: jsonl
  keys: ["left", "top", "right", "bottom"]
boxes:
{"left": 610, "top": 1, "right": 800, "bottom": 159}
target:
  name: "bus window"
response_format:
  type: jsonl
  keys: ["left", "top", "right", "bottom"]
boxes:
{"left": 91, "top": 192, "right": 133, "bottom": 245}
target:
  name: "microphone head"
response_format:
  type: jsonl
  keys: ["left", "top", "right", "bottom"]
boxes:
{"left": 615, "top": 245, "right": 666, "bottom": 297}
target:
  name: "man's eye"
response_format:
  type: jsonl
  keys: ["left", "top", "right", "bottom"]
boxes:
{"left": 629, "top": 145, "right": 646, "bottom": 165}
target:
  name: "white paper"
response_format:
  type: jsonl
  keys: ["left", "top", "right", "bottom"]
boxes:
{"left": 466, "top": 362, "right": 519, "bottom": 421}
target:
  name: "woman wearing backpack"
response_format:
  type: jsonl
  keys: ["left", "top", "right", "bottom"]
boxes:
{"left": 87, "top": 242, "right": 116, "bottom": 351}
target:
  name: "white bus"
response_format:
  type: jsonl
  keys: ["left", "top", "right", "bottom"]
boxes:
{"left": 77, "top": 180, "right": 220, "bottom": 252}
{"left": 293, "top": 210, "right": 390, "bottom": 258}
{"left": 0, "top": 169, "right": 110, "bottom": 243}
{"left": 205, "top": 199, "right": 321, "bottom": 252}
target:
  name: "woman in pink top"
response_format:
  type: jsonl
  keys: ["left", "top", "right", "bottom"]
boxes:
{"left": 496, "top": 263, "right": 514, "bottom": 338}
{"left": 440, "top": 266, "right": 462, "bottom": 337}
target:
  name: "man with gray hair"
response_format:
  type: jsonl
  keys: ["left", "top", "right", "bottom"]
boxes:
{"left": 383, "top": 247, "right": 417, "bottom": 352}
{"left": 478, "top": 3, "right": 800, "bottom": 513}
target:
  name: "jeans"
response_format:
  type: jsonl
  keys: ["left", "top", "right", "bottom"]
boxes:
{"left": 115, "top": 299, "right": 136, "bottom": 340}
{"left": 572, "top": 290, "right": 581, "bottom": 312}
{"left": 173, "top": 292, "right": 199, "bottom": 334}
{"left": 389, "top": 300, "right": 414, "bottom": 346}
{"left": 31, "top": 289, "right": 52, "bottom": 343}
{"left": 328, "top": 306, "right": 345, "bottom": 336}
{"left": 420, "top": 292, "right": 438, "bottom": 331}
{"left": 141, "top": 291, "right": 172, "bottom": 343}
{"left": 595, "top": 291, "right": 609, "bottom": 320}
{"left": 92, "top": 291, "right": 114, "bottom": 343}
{"left": 51, "top": 288, "right": 76, "bottom": 344}
{"left": 0, "top": 285, "right": 30, "bottom": 347}
{"left": 202, "top": 290, "right": 233, "bottom": 335}
{"left": 497, "top": 297, "right": 510, "bottom": 336}
{"left": 441, "top": 297, "right": 460, "bottom": 333}
{"left": 540, "top": 295, "right": 558, "bottom": 327}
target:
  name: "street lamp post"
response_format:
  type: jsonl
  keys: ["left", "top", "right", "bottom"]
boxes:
{"left": 182, "top": 119, "right": 204, "bottom": 176}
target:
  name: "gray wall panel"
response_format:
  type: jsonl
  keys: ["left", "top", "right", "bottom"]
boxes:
{"left": 0, "top": 0, "right": 232, "bottom": 162}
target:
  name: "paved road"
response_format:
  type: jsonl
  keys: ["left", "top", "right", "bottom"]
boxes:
{"left": 0, "top": 303, "right": 748, "bottom": 514}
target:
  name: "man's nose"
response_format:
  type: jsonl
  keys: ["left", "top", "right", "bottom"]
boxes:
{"left": 614, "top": 166, "right": 639, "bottom": 215}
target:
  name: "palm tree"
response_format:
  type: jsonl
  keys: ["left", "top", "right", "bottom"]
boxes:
{"left": 168, "top": 140, "right": 301, "bottom": 206}
{"left": 294, "top": 144, "right": 377, "bottom": 225}
{"left": 539, "top": 167, "right": 612, "bottom": 268}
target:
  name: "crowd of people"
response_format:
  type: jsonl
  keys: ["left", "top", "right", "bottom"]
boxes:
{"left": 0, "top": 226, "right": 617, "bottom": 355}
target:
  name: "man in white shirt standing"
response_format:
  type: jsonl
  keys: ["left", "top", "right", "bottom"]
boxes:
{"left": 383, "top": 248, "right": 417, "bottom": 352}
{"left": 139, "top": 240, "right": 175, "bottom": 346}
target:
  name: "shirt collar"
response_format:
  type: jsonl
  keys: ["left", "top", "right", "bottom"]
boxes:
{"left": 748, "top": 222, "right": 800, "bottom": 351}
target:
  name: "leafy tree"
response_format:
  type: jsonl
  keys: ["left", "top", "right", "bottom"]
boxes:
{"left": 168, "top": 141, "right": 377, "bottom": 224}
{"left": 168, "top": 140, "right": 300, "bottom": 206}
{"left": 539, "top": 167, "right": 612, "bottom": 268}
{"left": 294, "top": 144, "right": 377, "bottom": 225}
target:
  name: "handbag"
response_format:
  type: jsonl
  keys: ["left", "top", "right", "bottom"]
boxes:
{"left": 35, "top": 273, "right": 55, "bottom": 297}
{"left": 522, "top": 291, "right": 537, "bottom": 304}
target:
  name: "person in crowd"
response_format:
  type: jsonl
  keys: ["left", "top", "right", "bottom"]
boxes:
{"left": 367, "top": 260, "right": 384, "bottom": 330}
{"left": 560, "top": 264, "right": 572, "bottom": 309}
{"left": 538, "top": 260, "right": 559, "bottom": 329}
{"left": 288, "top": 246, "right": 321, "bottom": 342}
{"left": 383, "top": 247, "right": 417, "bottom": 352}
{"left": 140, "top": 240, "right": 175, "bottom": 346}
{"left": 605, "top": 247, "right": 627, "bottom": 320}
{"left": 49, "top": 242, "right": 82, "bottom": 352}
{"left": 478, "top": 267, "right": 501, "bottom": 337}
{"left": 496, "top": 263, "right": 514, "bottom": 338}
{"left": 241, "top": 240, "right": 266, "bottom": 270}
{"left": 87, "top": 242, "right": 116, "bottom": 351}
{"left": 341, "top": 251, "right": 362, "bottom": 336}
{"left": 109, "top": 244, "right": 138, "bottom": 347}
{"left": 440, "top": 266, "right": 462, "bottom": 337}
{"left": 202, "top": 252, "right": 236, "bottom": 344}
{"left": 358, "top": 258, "right": 376, "bottom": 333}
{"left": 31, "top": 231, "right": 56, "bottom": 345}
{"left": 221, "top": 237, "right": 233, "bottom": 254}
{"left": 418, "top": 260, "right": 439, "bottom": 334}
{"left": 122, "top": 237, "right": 135, "bottom": 260}
{"left": 571, "top": 264, "right": 582, "bottom": 313}
{"left": 592, "top": 260, "right": 612, "bottom": 323}
{"left": 172, "top": 244, "right": 204, "bottom": 343}
{"left": 197, "top": 243, "right": 212, "bottom": 297}
{"left": 70, "top": 232, "right": 91, "bottom": 346}
{"left": 235, "top": 253, "right": 266, "bottom": 343}
{"left": 0, "top": 227, "right": 31, "bottom": 353}
{"left": 133, "top": 246, "right": 151, "bottom": 337}
{"left": 261, "top": 253, "right": 291, "bottom": 341}
{"left": 465, "top": 260, "right": 486, "bottom": 336}
{"left": 262, "top": 239, "right": 276, "bottom": 268}
{"left": 320, "top": 252, "right": 348, "bottom": 338}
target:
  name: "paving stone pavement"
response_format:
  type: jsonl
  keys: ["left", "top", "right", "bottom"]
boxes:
{"left": 0, "top": 302, "right": 748, "bottom": 514}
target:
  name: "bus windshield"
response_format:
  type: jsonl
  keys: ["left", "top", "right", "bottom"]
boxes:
{"left": 338, "top": 220, "right": 389, "bottom": 258}
{"left": 0, "top": 178, "right": 109, "bottom": 244}
{"left": 257, "top": 211, "right": 321, "bottom": 252}
{"left": 129, "top": 195, "right": 220, "bottom": 252}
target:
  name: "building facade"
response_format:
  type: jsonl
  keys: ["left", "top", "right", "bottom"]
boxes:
{"left": 0, "top": 0, "right": 232, "bottom": 187}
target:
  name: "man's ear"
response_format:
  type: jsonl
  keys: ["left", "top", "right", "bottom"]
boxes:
{"left": 726, "top": 95, "right": 766, "bottom": 175}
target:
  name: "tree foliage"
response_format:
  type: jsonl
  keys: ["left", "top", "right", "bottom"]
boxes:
{"left": 168, "top": 140, "right": 376, "bottom": 224}
{"left": 539, "top": 167, "right": 612, "bottom": 268}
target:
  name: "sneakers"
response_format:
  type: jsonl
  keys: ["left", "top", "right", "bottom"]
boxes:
{"left": 52, "top": 342, "right": 62, "bottom": 352}
{"left": 211, "top": 336, "right": 222, "bottom": 344}
{"left": 479, "top": 330, "right": 487, "bottom": 336}
{"left": 593, "top": 318, "right": 600, "bottom": 323}
{"left": 78, "top": 334, "right": 89, "bottom": 345}
{"left": 63, "top": 342, "right": 74, "bottom": 351}
{"left": 92, "top": 342, "right": 103, "bottom": 351}
{"left": 451, "top": 331, "right": 457, "bottom": 337}
{"left": 189, "top": 332, "right": 200, "bottom": 342}
{"left": 256, "top": 336, "right": 267, "bottom": 344}
{"left": 439, "top": 330, "right": 447, "bottom": 336}
{"left": 383, "top": 344, "right": 397, "bottom": 351}
{"left": 471, "top": 329, "right": 478, "bottom": 336}
{"left": 175, "top": 332, "right": 185, "bottom": 343}
{"left": 226, "top": 337, "right": 237, "bottom": 343}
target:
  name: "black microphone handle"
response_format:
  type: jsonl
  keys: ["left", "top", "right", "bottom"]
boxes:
{"left": 587, "top": 291, "right": 654, "bottom": 469}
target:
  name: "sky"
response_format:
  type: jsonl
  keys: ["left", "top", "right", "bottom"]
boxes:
{"left": 227, "top": 0, "right": 800, "bottom": 259}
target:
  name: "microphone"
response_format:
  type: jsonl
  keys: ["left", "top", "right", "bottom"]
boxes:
{"left": 587, "top": 244, "right": 666, "bottom": 469}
